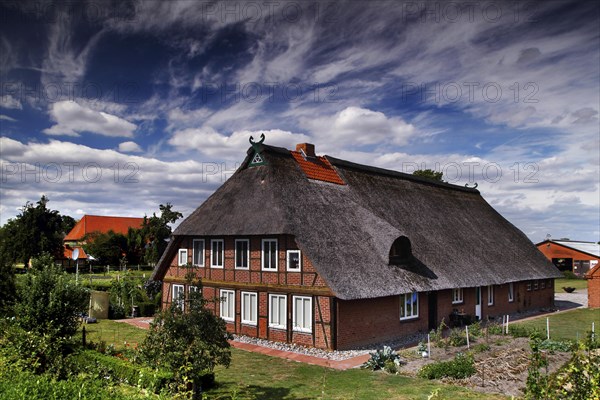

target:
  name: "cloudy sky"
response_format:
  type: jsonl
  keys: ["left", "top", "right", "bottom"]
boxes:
{"left": 1, "top": 0, "right": 598, "bottom": 243}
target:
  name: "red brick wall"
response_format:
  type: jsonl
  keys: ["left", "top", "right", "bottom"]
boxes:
{"left": 587, "top": 266, "right": 600, "bottom": 308}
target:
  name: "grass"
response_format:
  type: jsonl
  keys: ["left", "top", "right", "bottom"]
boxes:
{"left": 514, "top": 308, "right": 600, "bottom": 341}
{"left": 554, "top": 277, "right": 588, "bottom": 293}
{"left": 79, "top": 319, "right": 149, "bottom": 349}
{"left": 83, "top": 320, "right": 506, "bottom": 399}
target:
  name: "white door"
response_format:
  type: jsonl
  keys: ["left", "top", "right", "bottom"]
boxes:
{"left": 475, "top": 287, "right": 482, "bottom": 320}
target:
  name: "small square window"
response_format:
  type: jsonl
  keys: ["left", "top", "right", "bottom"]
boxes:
{"left": 286, "top": 250, "right": 301, "bottom": 271}
{"left": 452, "top": 288, "right": 463, "bottom": 304}
{"left": 400, "top": 292, "right": 419, "bottom": 320}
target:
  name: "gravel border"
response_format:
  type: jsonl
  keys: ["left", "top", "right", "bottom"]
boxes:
{"left": 232, "top": 332, "right": 426, "bottom": 361}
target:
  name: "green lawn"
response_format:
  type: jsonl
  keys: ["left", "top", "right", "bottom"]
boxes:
{"left": 514, "top": 308, "right": 600, "bottom": 341}
{"left": 554, "top": 278, "right": 588, "bottom": 293}
{"left": 83, "top": 320, "right": 505, "bottom": 400}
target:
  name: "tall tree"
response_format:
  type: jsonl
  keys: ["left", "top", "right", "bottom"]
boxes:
{"left": 412, "top": 169, "right": 444, "bottom": 181}
{"left": 83, "top": 230, "right": 129, "bottom": 266}
{"left": 139, "top": 203, "right": 183, "bottom": 265}
{"left": 0, "top": 196, "right": 66, "bottom": 263}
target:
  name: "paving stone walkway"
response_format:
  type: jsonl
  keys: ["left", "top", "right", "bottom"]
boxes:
{"left": 114, "top": 317, "right": 370, "bottom": 370}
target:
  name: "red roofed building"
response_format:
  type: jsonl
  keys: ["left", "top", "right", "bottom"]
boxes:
{"left": 59, "top": 215, "right": 144, "bottom": 267}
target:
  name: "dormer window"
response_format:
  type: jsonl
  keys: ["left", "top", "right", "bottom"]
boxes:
{"left": 389, "top": 236, "right": 412, "bottom": 264}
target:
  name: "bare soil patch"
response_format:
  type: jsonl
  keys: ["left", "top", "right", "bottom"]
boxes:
{"left": 398, "top": 336, "right": 571, "bottom": 398}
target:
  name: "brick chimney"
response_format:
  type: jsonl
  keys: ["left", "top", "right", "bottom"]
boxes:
{"left": 296, "top": 143, "right": 316, "bottom": 158}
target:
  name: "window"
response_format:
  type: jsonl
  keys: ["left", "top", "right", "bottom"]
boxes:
{"left": 172, "top": 284, "right": 184, "bottom": 311}
{"left": 452, "top": 288, "right": 463, "bottom": 304}
{"left": 286, "top": 250, "right": 301, "bottom": 271}
{"left": 235, "top": 239, "right": 249, "bottom": 269}
{"left": 262, "top": 239, "right": 278, "bottom": 271}
{"left": 211, "top": 239, "right": 224, "bottom": 268}
{"left": 533, "top": 280, "right": 539, "bottom": 290}
{"left": 178, "top": 249, "right": 188, "bottom": 266}
{"left": 527, "top": 282, "right": 532, "bottom": 291}
{"left": 192, "top": 239, "right": 204, "bottom": 266}
{"left": 189, "top": 285, "right": 199, "bottom": 294}
{"left": 541, "top": 280, "right": 545, "bottom": 289}
{"left": 487, "top": 285, "right": 494, "bottom": 305}
{"left": 269, "top": 294, "right": 287, "bottom": 329}
{"left": 508, "top": 282, "right": 514, "bottom": 302}
{"left": 220, "top": 290, "right": 235, "bottom": 322}
{"left": 389, "top": 236, "right": 412, "bottom": 264}
{"left": 400, "top": 292, "right": 419, "bottom": 320}
{"left": 241, "top": 292, "right": 257, "bottom": 325}
{"left": 293, "top": 296, "right": 312, "bottom": 332}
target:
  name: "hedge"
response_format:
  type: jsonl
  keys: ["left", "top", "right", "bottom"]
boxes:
{"left": 73, "top": 350, "right": 172, "bottom": 392}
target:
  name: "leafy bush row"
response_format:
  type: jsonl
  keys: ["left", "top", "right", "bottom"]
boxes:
{"left": 73, "top": 350, "right": 173, "bottom": 392}
{"left": 417, "top": 353, "right": 476, "bottom": 380}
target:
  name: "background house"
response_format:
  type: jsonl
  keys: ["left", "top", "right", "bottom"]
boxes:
{"left": 536, "top": 239, "right": 600, "bottom": 277}
{"left": 58, "top": 215, "right": 144, "bottom": 268}
{"left": 152, "top": 142, "right": 561, "bottom": 350}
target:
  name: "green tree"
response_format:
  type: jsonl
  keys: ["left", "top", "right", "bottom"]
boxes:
{"left": 0, "top": 251, "right": 16, "bottom": 315}
{"left": 413, "top": 169, "right": 443, "bottom": 181}
{"left": 0, "top": 196, "right": 68, "bottom": 263}
{"left": 83, "top": 230, "right": 129, "bottom": 266}
{"left": 138, "top": 203, "right": 183, "bottom": 265}
{"left": 140, "top": 274, "right": 231, "bottom": 398}
{"left": 14, "top": 253, "right": 89, "bottom": 339}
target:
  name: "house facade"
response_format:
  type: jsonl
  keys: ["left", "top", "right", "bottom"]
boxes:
{"left": 536, "top": 239, "right": 600, "bottom": 277}
{"left": 152, "top": 140, "right": 561, "bottom": 350}
{"left": 58, "top": 215, "right": 144, "bottom": 268}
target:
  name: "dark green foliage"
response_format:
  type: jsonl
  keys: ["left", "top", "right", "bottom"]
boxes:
{"left": 14, "top": 254, "right": 89, "bottom": 339}
{"left": 0, "top": 196, "right": 68, "bottom": 263}
{"left": 562, "top": 270, "right": 579, "bottom": 279}
{"left": 412, "top": 169, "right": 443, "bottom": 181}
{"left": 135, "top": 203, "right": 183, "bottom": 265}
{"left": 418, "top": 353, "right": 476, "bottom": 380}
{"left": 539, "top": 339, "right": 574, "bottom": 353}
{"left": 72, "top": 350, "right": 173, "bottom": 392}
{"left": 448, "top": 328, "right": 468, "bottom": 347}
{"left": 83, "top": 230, "right": 129, "bottom": 266}
{"left": 0, "top": 252, "right": 16, "bottom": 315}
{"left": 139, "top": 276, "right": 231, "bottom": 396}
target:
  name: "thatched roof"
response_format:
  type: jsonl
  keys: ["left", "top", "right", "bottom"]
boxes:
{"left": 153, "top": 144, "right": 561, "bottom": 300}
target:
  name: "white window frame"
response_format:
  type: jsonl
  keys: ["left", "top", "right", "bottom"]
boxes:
{"left": 508, "top": 282, "right": 514, "bottom": 302}
{"left": 261, "top": 239, "right": 278, "bottom": 271}
{"left": 541, "top": 280, "right": 545, "bottom": 289}
{"left": 292, "top": 296, "right": 312, "bottom": 333}
{"left": 210, "top": 239, "right": 224, "bottom": 268}
{"left": 192, "top": 239, "right": 205, "bottom": 267}
{"left": 286, "top": 250, "right": 301, "bottom": 272}
{"left": 220, "top": 289, "right": 235, "bottom": 322}
{"left": 533, "top": 280, "right": 539, "bottom": 290}
{"left": 241, "top": 291, "right": 257, "bottom": 325}
{"left": 235, "top": 239, "right": 250, "bottom": 269}
{"left": 400, "top": 292, "right": 419, "bottom": 320}
{"left": 527, "top": 282, "right": 532, "bottom": 291}
{"left": 452, "top": 288, "right": 463, "bottom": 304}
{"left": 178, "top": 249, "right": 188, "bottom": 266}
{"left": 172, "top": 284, "right": 185, "bottom": 311}
{"left": 487, "top": 285, "right": 494, "bottom": 306}
{"left": 268, "top": 294, "right": 287, "bottom": 329}
{"left": 188, "top": 285, "right": 199, "bottom": 294}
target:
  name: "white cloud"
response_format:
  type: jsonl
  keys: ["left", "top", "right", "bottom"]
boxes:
{"left": 43, "top": 101, "right": 137, "bottom": 137}
{"left": 118, "top": 141, "right": 143, "bottom": 153}
{"left": 0, "top": 115, "right": 17, "bottom": 122}
{"left": 168, "top": 127, "right": 310, "bottom": 158}
{"left": 0, "top": 95, "right": 22, "bottom": 110}
{"left": 303, "top": 106, "right": 416, "bottom": 148}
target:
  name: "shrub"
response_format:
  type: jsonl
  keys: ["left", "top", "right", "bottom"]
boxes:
{"left": 448, "top": 328, "right": 468, "bottom": 347}
{"left": 472, "top": 343, "right": 491, "bottom": 353}
{"left": 362, "top": 346, "right": 404, "bottom": 371}
{"left": 73, "top": 350, "right": 173, "bottom": 392}
{"left": 486, "top": 323, "right": 503, "bottom": 335}
{"left": 539, "top": 339, "right": 574, "bottom": 353}
{"left": 562, "top": 270, "right": 579, "bottom": 280}
{"left": 418, "top": 353, "right": 476, "bottom": 380}
{"left": 467, "top": 321, "right": 483, "bottom": 338}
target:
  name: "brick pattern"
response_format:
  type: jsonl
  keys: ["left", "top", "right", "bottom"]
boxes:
{"left": 587, "top": 265, "right": 600, "bottom": 308}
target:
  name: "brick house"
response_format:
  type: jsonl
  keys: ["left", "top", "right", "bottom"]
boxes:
{"left": 585, "top": 263, "right": 600, "bottom": 308}
{"left": 151, "top": 140, "right": 561, "bottom": 350}
{"left": 58, "top": 215, "right": 144, "bottom": 268}
{"left": 536, "top": 239, "right": 600, "bottom": 277}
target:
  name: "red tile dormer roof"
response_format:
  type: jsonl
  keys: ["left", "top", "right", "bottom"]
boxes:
{"left": 64, "top": 215, "right": 145, "bottom": 241}
{"left": 290, "top": 151, "right": 345, "bottom": 185}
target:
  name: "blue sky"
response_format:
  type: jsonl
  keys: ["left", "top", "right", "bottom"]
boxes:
{"left": 1, "top": 0, "right": 599, "bottom": 243}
